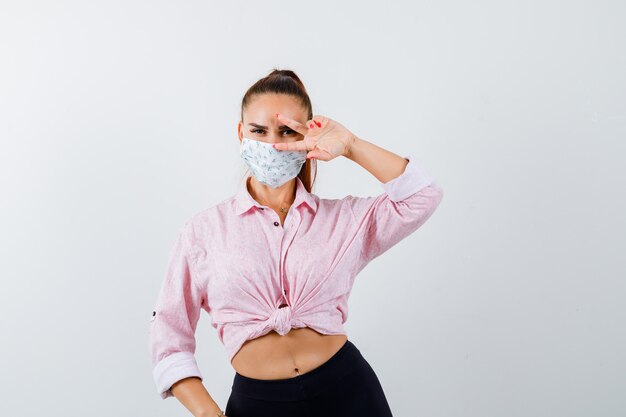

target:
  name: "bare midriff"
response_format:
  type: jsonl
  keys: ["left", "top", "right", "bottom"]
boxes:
{"left": 231, "top": 328, "right": 348, "bottom": 380}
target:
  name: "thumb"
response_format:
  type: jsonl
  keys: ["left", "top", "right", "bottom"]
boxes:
{"left": 306, "top": 149, "right": 327, "bottom": 160}
{"left": 308, "top": 142, "right": 337, "bottom": 160}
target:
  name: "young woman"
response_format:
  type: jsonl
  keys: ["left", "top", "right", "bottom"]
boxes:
{"left": 148, "top": 69, "right": 444, "bottom": 417}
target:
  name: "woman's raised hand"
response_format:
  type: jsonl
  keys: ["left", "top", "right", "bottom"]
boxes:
{"left": 272, "top": 113, "right": 356, "bottom": 161}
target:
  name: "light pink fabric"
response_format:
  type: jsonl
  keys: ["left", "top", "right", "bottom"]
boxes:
{"left": 148, "top": 155, "right": 444, "bottom": 399}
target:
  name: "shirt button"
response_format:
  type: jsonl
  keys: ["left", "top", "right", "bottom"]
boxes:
{"left": 273, "top": 221, "right": 279, "bottom": 226}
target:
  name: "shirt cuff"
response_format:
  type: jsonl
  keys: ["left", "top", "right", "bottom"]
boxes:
{"left": 152, "top": 351, "right": 203, "bottom": 399}
{"left": 381, "top": 154, "right": 435, "bottom": 201}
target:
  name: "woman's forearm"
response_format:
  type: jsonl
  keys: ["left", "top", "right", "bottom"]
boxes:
{"left": 343, "top": 136, "right": 410, "bottom": 183}
{"left": 171, "top": 377, "right": 224, "bottom": 417}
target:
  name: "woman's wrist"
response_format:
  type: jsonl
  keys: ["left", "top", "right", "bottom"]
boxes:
{"left": 197, "top": 406, "right": 224, "bottom": 417}
{"left": 343, "top": 134, "right": 361, "bottom": 160}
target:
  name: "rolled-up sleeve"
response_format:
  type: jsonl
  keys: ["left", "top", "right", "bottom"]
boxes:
{"left": 346, "top": 155, "right": 444, "bottom": 269}
{"left": 148, "top": 222, "right": 206, "bottom": 399}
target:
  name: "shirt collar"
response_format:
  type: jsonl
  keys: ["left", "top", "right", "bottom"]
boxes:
{"left": 234, "top": 176, "right": 318, "bottom": 216}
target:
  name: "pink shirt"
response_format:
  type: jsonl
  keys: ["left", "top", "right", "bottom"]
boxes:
{"left": 148, "top": 154, "right": 444, "bottom": 399}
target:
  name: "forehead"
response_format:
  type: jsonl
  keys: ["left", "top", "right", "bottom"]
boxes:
{"left": 244, "top": 93, "right": 308, "bottom": 123}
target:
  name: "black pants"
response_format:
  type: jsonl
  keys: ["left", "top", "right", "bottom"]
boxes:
{"left": 225, "top": 339, "right": 394, "bottom": 417}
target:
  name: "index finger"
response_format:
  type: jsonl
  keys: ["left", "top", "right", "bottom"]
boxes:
{"left": 273, "top": 139, "right": 308, "bottom": 152}
{"left": 276, "top": 113, "right": 308, "bottom": 136}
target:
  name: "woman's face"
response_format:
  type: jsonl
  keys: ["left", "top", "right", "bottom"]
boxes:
{"left": 238, "top": 93, "right": 309, "bottom": 145}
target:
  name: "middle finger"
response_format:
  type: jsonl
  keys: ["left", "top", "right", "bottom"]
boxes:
{"left": 276, "top": 113, "right": 308, "bottom": 136}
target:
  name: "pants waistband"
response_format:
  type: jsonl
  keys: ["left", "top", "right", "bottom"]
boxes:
{"left": 231, "top": 339, "right": 362, "bottom": 401}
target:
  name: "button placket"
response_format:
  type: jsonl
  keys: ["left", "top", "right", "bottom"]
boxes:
{"left": 278, "top": 208, "right": 301, "bottom": 312}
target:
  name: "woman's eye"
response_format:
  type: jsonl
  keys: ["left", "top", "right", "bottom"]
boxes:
{"left": 250, "top": 129, "right": 295, "bottom": 135}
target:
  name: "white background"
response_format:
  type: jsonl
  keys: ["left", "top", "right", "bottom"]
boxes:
{"left": 1, "top": 1, "right": 624, "bottom": 416}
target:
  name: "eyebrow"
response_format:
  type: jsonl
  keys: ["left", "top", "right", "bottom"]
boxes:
{"left": 248, "top": 123, "right": 292, "bottom": 129}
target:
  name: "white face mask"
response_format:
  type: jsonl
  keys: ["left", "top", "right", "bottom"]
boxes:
{"left": 240, "top": 137, "right": 308, "bottom": 189}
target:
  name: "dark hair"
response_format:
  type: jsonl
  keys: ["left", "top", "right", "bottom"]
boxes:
{"left": 240, "top": 68, "right": 317, "bottom": 193}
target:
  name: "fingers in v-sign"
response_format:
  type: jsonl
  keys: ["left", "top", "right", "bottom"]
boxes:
{"left": 273, "top": 113, "right": 315, "bottom": 152}
{"left": 273, "top": 113, "right": 338, "bottom": 161}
